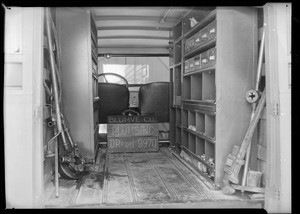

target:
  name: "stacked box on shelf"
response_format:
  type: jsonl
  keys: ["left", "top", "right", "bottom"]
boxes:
{"left": 185, "top": 20, "right": 217, "bottom": 54}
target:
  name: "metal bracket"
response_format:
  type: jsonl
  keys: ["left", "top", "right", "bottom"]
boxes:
{"left": 272, "top": 103, "right": 279, "bottom": 115}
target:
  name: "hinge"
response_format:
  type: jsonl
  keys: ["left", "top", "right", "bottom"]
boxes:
{"left": 272, "top": 103, "right": 279, "bottom": 116}
{"left": 34, "top": 104, "right": 41, "bottom": 119}
{"left": 267, "top": 185, "right": 280, "bottom": 200}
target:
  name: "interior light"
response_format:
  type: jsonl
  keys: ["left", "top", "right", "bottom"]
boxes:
{"left": 105, "top": 54, "right": 111, "bottom": 59}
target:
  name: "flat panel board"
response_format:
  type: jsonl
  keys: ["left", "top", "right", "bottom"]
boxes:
{"left": 107, "top": 116, "right": 159, "bottom": 152}
{"left": 214, "top": 7, "right": 257, "bottom": 185}
{"left": 56, "top": 8, "right": 95, "bottom": 158}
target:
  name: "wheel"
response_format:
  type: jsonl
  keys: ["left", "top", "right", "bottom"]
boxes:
{"left": 58, "top": 161, "right": 87, "bottom": 180}
{"left": 98, "top": 72, "right": 129, "bottom": 88}
{"left": 57, "top": 137, "right": 87, "bottom": 180}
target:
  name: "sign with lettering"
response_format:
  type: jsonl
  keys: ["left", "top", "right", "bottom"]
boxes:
{"left": 107, "top": 115, "right": 158, "bottom": 124}
{"left": 107, "top": 115, "right": 159, "bottom": 153}
{"left": 108, "top": 136, "right": 158, "bottom": 152}
{"left": 107, "top": 124, "right": 158, "bottom": 137}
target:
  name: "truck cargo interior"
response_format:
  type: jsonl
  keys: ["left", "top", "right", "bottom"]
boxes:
{"left": 3, "top": 4, "right": 291, "bottom": 212}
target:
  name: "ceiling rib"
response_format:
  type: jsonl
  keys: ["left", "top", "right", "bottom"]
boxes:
{"left": 98, "top": 48, "right": 169, "bottom": 55}
{"left": 97, "top": 26, "right": 170, "bottom": 31}
{"left": 98, "top": 35, "right": 170, "bottom": 40}
{"left": 95, "top": 15, "right": 178, "bottom": 22}
{"left": 98, "top": 54, "right": 169, "bottom": 57}
{"left": 98, "top": 45, "right": 171, "bottom": 49}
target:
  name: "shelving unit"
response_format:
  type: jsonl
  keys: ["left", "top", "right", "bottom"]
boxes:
{"left": 56, "top": 8, "right": 99, "bottom": 159}
{"left": 169, "top": 7, "right": 257, "bottom": 186}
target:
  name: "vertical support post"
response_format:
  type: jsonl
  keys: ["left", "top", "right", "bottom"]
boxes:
{"left": 264, "top": 3, "right": 291, "bottom": 213}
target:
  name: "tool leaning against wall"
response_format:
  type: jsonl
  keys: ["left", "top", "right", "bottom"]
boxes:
{"left": 43, "top": 8, "right": 94, "bottom": 197}
{"left": 221, "top": 24, "right": 266, "bottom": 195}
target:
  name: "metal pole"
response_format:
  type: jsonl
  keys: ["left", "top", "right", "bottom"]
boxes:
{"left": 255, "top": 24, "right": 266, "bottom": 92}
{"left": 45, "top": 8, "right": 62, "bottom": 198}
{"left": 45, "top": 8, "right": 70, "bottom": 152}
{"left": 54, "top": 126, "right": 59, "bottom": 197}
{"left": 241, "top": 25, "right": 266, "bottom": 192}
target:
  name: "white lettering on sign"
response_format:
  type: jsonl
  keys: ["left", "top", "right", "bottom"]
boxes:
{"left": 108, "top": 124, "right": 157, "bottom": 137}
{"left": 108, "top": 116, "right": 157, "bottom": 124}
{"left": 108, "top": 137, "right": 158, "bottom": 151}
{"left": 137, "top": 138, "right": 157, "bottom": 148}
{"left": 109, "top": 138, "right": 135, "bottom": 149}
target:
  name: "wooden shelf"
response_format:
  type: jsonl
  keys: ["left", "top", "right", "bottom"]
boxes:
{"left": 181, "top": 146, "right": 215, "bottom": 170}
{"left": 182, "top": 99, "right": 216, "bottom": 115}
{"left": 174, "top": 36, "right": 182, "bottom": 45}
{"left": 174, "top": 62, "right": 182, "bottom": 68}
{"left": 171, "top": 105, "right": 182, "bottom": 109}
{"left": 183, "top": 66, "right": 215, "bottom": 77}
{"left": 183, "top": 38, "right": 216, "bottom": 59}
{"left": 182, "top": 126, "right": 215, "bottom": 144}
{"left": 183, "top": 9, "right": 216, "bottom": 39}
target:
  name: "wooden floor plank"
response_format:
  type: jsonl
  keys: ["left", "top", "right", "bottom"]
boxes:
{"left": 160, "top": 148, "right": 213, "bottom": 199}
{"left": 46, "top": 148, "right": 262, "bottom": 208}
{"left": 45, "top": 179, "right": 80, "bottom": 207}
{"left": 106, "top": 153, "right": 133, "bottom": 204}
{"left": 124, "top": 152, "right": 173, "bottom": 203}
{"left": 75, "top": 150, "right": 104, "bottom": 205}
{"left": 146, "top": 151, "right": 207, "bottom": 202}
{"left": 161, "top": 148, "right": 247, "bottom": 201}
{"left": 145, "top": 152, "right": 179, "bottom": 201}
{"left": 124, "top": 154, "right": 139, "bottom": 202}
{"left": 102, "top": 150, "right": 109, "bottom": 204}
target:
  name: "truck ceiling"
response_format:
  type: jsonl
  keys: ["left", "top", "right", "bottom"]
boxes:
{"left": 92, "top": 7, "right": 192, "bottom": 56}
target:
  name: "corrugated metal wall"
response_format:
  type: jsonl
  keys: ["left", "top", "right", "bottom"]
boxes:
{"left": 98, "top": 57, "right": 170, "bottom": 83}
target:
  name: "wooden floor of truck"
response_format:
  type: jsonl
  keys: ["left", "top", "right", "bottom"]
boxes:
{"left": 44, "top": 147, "right": 264, "bottom": 208}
